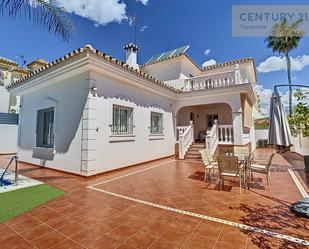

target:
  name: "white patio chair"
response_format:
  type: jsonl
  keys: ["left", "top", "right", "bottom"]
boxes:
{"left": 248, "top": 152, "right": 276, "bottom": 190}
{"left": 199, "top": 149, "right": 218, "bottom": 181}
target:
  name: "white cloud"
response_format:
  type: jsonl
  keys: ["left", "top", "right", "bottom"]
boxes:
{"left": 204, "top": 49, "right": 211, "bottom": 55}
{"left": 137, "top": 0, "right": 149, "bottom": 5}
{"left": 140, "top": 25, "right": 148, "bottom": 32}
{"left": 58, "top": 0, "right": 127, "bottom": 26}
{"left": 202, "top": 59, "right": 216, "bottom": 67}
{"left": 257, "top": 55, "right": 309, "bottom": 73}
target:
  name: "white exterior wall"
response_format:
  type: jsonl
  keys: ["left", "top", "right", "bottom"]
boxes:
{"left": 0, "top": 86, "right": 10, "bottom": 113}
{"left": 90, "top": 72, "right": 175, "bottom": 174}
{"left": 255, "top": 129, "right": 268, "bottom": 142}
{"left": 0, "top": 124, "right": 18, "bottom": 154}
{"left": 291, "top": 134, "right": 309, "bottom": 156}
{"left": 17, "top": 73, "right": 89, "bottom": 174}
{"left": 142, "top": 56, "right": 200, "bottom": 83}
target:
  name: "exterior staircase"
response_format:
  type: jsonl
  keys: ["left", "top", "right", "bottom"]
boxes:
{"left": 184, "top": 143, "right": 205, "bottom": 161}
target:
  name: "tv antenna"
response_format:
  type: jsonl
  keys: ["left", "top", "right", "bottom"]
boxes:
{"left": 13, "top": 53, "right": 26, "bottom": 68}
{"left": 130, "top": 14, "right": 137, "bottom": 44}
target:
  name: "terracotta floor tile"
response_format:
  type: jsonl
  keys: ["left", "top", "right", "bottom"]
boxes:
{"left": 0, "top": 227, "right": 19, "bottom": 242}
{"left": 10, "top": 218, "right": 42, "bottom": 233}
{"left": 4, "top": 213, "right": 32, "bottom": 226}
{"left": 88, "top": 235, "right": 121, "bottom": 249}
{"left": 216, "top": 226, "right": 247, "bottom": 246}
{"left": 31, "top": 231, "right": 67, "bottom": 249}
{"left": 126, "top": 229, "right": 159, "bottom": 248}
{"left": 1, "top": 233, "right": 31, "bottom": 249}
{"left": 161, "top": 227, "right": 192, "bottom": 245}
{"left": 149, "top": 238, "right": 181, "bottom": 249}
{"left": 106, "top": 224, "right": 141, "bottom": 243}
{"left": 116, "top": 243, "right": 137, "bottom": 249}
{"left": 45, "top": 215, "right": 74, "bottom": 229}
{"left": 182, "top": 232, "right": 217, "bottom": 249}
{"left": 19, "top": 223, "right": 54, "bottom": 241}
{"left": 49, "top": 239, "right": 85, "bottom": 249}
{"left": 143, "top": 221, "right": 169, "bottom": 236}
{"left": 57, "top": 221, "right": 90, "bottom": 238}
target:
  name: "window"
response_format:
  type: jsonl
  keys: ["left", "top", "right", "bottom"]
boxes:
{"left": 150, "top": 112, "right": 163, "bottom": 134}
{"left": 36, "top": 107, "right": 55, "bottom": 148}
{"left": 206, "top": 114, "right": 218, "bottom": 128}
{"left": 112, "top": 105, "right": 133, "bottom": 135}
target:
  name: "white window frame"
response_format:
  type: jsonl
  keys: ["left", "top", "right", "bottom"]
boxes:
{"left": 150, "top": 111, "right": 163, "bottom": 135}
{"left": 36, "top": 107, "right": 55, "bottom": 148}
{"left": 34, "top": 97, "right": 58, "bottom": 150}
{"left": 110, "top": 104, "right": 134, "bottom": 136}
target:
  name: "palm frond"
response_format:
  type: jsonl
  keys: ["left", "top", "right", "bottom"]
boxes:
{"left": 265, "top": 18, "right": 304, "bottom": 54}
{"left": 0, "top": 0, "right": 73, "bottom": 42}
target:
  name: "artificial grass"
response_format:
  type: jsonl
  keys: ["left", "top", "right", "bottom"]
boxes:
{"left": 0, "top": 184, "right": 65, "bottom": 223}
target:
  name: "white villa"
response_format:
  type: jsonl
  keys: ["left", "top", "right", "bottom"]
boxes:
{"left": 7, "top": 44, "right": 259, "bottom": 176}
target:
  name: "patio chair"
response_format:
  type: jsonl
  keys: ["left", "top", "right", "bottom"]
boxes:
{"left": 248, "top": 152, "right": 276, "bottom": 190}
{"left": 218, "top": 156, "right": 243, "bottom": 193}
{"left": 205, "top": 148, "right": 218, "bottom": 163}
{"left": 233, "top": 146, "right": 250, "bottom": 155}
{"left": 199, "top": 149, "right": 218, "bottom": 181}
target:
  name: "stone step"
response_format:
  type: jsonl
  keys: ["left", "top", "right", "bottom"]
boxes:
{"left": 186, "top": 150, "right": 201, "bottom": 155}
{"left": 190, "top": 144, "right": 205, "bottom": 148}
{"left": 184, "top": 154, "right": 202, "bottom": 160}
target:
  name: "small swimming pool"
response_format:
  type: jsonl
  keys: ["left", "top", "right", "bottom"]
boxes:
{"left": 0, "top": 179, "right": 13, "bottom": 186}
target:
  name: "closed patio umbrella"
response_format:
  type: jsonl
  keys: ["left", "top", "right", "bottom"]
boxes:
{"left": 268, "top": 90, "right": 293, "bottom": 150}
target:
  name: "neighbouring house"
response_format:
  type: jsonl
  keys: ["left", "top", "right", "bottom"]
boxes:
{"left": 7, "top": 44, "right": 258, "bottom": 176}
{"left": 0, "top": 57, "right": 49, "bottom": 154}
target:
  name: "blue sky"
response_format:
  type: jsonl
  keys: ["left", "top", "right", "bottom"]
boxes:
{"left": 1, "top": 0, "right": 309, "bottom": 115}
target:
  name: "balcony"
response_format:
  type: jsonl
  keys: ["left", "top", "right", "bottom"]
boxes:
{"left": 183, "top": 64, "right": 248, "bottom": 92}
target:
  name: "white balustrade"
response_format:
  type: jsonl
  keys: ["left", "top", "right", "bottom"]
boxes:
{"left": 178, "top": 121, "right": 194, "bottom": 159}
{"left": 206, "top": 121, "right": 234, "bottom": 155}
{"left": 218, "top": 125, "right": 233, "bottom": 144}
{"left": 184, "top": 64, "right": 245, "bottom": 92}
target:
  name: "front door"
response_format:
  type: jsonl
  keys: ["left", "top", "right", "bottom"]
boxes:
{"left": 206, "top": 114, "right": 218, "bottom": 129}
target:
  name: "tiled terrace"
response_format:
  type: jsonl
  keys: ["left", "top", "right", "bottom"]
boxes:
{"left": 0, "top": 149, "right": 308, "bottom": 249}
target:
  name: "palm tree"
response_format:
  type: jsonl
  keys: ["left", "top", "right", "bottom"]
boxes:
{"left": 265, "top": 19, "right": 304, "bottom": 115}
{"left": 0, "top": 0, "right": 73, "bottom": 41}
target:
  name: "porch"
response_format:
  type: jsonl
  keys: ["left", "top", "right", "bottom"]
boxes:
{"left": 175, "top": 101, "right": 252, "bottom": 159}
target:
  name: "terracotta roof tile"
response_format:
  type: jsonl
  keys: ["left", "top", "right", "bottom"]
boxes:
{"left": 7, "top": 45, "right": 180, "bottom": 92}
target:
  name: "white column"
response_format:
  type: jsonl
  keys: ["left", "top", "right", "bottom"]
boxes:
{"left": 234, "top": 64, "right": 241, "bottom": 84}
{"left": 174, "top": 114, "right": 179, "bottom": 142}
{"left": 232, "top": 110, "right": 243, "bottom": 145}
{"left": 81, "top": 78, "right": 98, "bottom": 176}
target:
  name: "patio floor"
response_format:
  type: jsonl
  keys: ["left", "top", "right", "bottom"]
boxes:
{"left": 0, "top": 149, "right": 308, "bottom": 249}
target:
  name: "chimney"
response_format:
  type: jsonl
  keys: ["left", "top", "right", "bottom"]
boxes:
{"left": 124, "top": 43, "right": 139, "bottom": 69}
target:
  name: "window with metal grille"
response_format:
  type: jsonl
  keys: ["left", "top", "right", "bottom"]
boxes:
{"left": 112, "top": 105, "right": 133, "bottom": 135}
{"left": 36, "top": 107, "right": 55, "bottom": 148}
{"left": 150, "top": 112, "right": 163, "bottom": 134}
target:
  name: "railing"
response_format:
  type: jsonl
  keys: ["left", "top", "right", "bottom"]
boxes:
{"left": 183, "top": 64, "right": 246, "bottom": 92}
{"left": 205, "top": 120, "right": 219, "bottom": 155}
{"left": 0, "top": 155, "right": 18, "bottom": 186}
{"left": 176, "top": 126, "right": 187, "bottom": 141}
{"left": 205, "top": 121, "right": 233, "bottom": 155}
{"left": 218, "top": 125, "right": 233, "bottom": 144}
{"left": 178, "top": 121, "right": 194, "bottom": 159}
